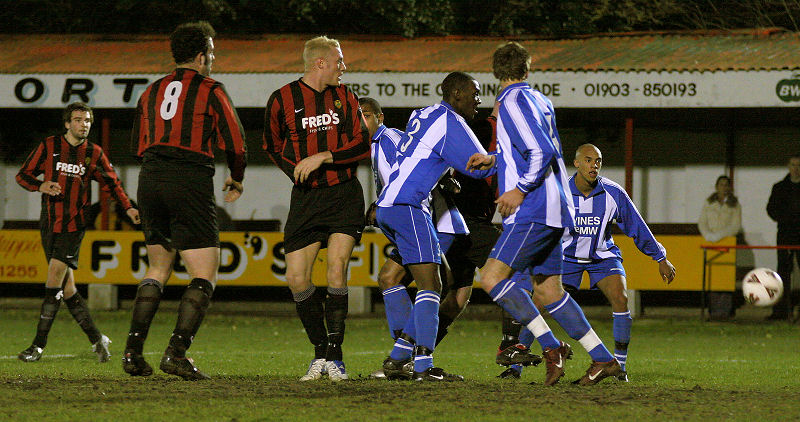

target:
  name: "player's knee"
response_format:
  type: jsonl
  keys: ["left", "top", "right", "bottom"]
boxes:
{"left": 611, "top": 291, "right": 628, "bottom": 309}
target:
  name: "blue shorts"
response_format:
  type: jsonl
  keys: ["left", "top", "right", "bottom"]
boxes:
{"left": 489, "top": 222, "right": 563, "bottom": 276}
{"left": 561, "top": 258, "right": 626, "bottom": 290}
{"left": 377, "top": 205, "right": 441, "bottom": 265}
{"left": 510, "top": 270, "right": 533, "bottom": 292}
{"left": 386, "top": 232, "right": 454, "bottom": 266}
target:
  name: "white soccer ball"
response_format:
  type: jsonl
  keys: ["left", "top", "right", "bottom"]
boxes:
{"left": 742, "top": 268, "right": 784, "bottom": 307}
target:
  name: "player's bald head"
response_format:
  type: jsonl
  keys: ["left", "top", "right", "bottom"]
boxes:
{"left": 575, "top": 143, "right": 601, "bottom": 161}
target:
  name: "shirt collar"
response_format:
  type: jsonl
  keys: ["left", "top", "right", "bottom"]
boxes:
{"left": 570, "top": 174, "right": 606, "bottom": 197}
{"left": 497, "top": 82, "right": 529, "bottom": 99}
{"left": 372, "top": 124, "right": 387, "bottom": 142}
{"left": 439, "top": 101, "right": 456, "bottom": 113}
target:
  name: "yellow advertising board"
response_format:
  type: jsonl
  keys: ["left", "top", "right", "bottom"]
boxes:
{"left": 0, "top": 230, "right": 393, "bottom": 287}
{"left": 0, "top": 230, "right": 734, "bottom": 291}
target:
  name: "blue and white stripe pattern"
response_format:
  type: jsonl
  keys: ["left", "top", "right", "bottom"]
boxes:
{"left": 561, "top": 175, "right": 666, "bottom": 263}
{"left": 376, "top": 101, "right": 496, "bottom": 210}
{"left": 495, "top": 82, "right": 574, "bottom": 228}
{"left": 371, "top": 124, "right": 467, "bottom": 235}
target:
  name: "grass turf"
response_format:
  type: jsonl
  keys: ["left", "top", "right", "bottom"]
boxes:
{"left": 0, "top": 298, "right": 797, "bottom": 421}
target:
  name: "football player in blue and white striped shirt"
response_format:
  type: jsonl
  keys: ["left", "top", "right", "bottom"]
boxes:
{"left": 361, "top": 98, "right": 470, "bottom": 379}
{"left": 480, "top": 42, "right": 623, "bottom": 386}
{"left": 375, "top": 73, "right": 496, "bottom": 381}
{"left": 563, "top": 143, "right": 675, "bottom": 379}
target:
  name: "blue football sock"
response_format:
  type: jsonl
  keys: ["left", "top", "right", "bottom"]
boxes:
{"left": 489, "top": 279, "right": 539, "bottom": 325}
{"left": 413, "top": 290, "right": 440, "bottom": 372}
{"left": 382, "top": 285, "right": 413, "bottom": 340}
{"left": 613, "top": 310, "right": 632, "bottom": 371}
{"left": 545, "top": 292, "right": 613, "bottom": 362}
{"left": 491, "top": 279, "right": 560, "bottom": 350}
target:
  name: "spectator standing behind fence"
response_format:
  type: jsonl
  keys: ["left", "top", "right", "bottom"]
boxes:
{"left": 698, "top": 175, "right": 742, "bottom": 321}
{"left": 766, "top": 154, "right": 800, "bottom": 321}
{"left": 698, "top": 175, "right": 741, "bottom": 243}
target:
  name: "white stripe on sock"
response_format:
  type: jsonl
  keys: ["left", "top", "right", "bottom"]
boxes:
{"left": 492, "top": 281, "right": 517, "bottom": 301}
{"left": 383, "top": 286, "right": 407, "bottom": 296}
{"left": 547, "top": 294, "right": 571, "bottom": 314}
{"left": 526, "top": 314, "right": 552, "bottom": 338}
{"left": 612, "top": 311, "right": 631, "bottom": 317}
{"left": 577, "top": 329, "right": 603, "bottom": 353}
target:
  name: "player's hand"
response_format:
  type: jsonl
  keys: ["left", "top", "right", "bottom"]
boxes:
{"left": 659, "top": 259, "right": 676, "bottom": 284}
{"left": 294, "top": 152, "right": 331, "bottom": 184}
{"left": 495, "top": 188, "right": 525, "bottom": 218}
{"left": 39, "top": 181, "right": 61, "bottom": 196}
{"left": 466, "top": 153, "right": 495, "bottom": 171}
{"left": 365, "top": 201, "right": 378, "bottom": 227}
{"left": 126, "top": 208, "right": 141, "bottom": 225}
{"left": 223, "top": 176, "right": 244, "bottom": 202}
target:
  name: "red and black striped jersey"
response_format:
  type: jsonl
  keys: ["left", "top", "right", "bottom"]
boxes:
{"left": 16, "top": 135, "right": 133, "bottom": 233}
{"left": 132, "top": 68, "right": 247, "bottom": 182}
{"left": 263, "top": 78, "right": 370, "bottom": 188}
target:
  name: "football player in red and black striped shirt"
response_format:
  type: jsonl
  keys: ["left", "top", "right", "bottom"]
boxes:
{"left": 124, "top": 21, "right": 247, "bottom": 381}
{"left": 16, "top": 101, "right": 140, "bottom": 363}
{"left": 264, "top": 35, "right": 370, "bottom": 381}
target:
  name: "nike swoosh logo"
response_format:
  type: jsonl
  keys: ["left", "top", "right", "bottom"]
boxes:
{"left": 588, "top": 369, "right": 603, "bottom": 381}
{"left": 430, "top": 374, "right": 443, "bottom": 380}
{"left": 295, "top": 108, "right": 303, "bottom": 113}
{"left": 555, "top": 356, "right": 563, "bottom": 368}
{"left": 53, "top": 153, "right": 59, "bottom": 157}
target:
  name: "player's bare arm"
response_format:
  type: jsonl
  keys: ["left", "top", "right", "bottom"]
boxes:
{"left": 495, "top": 188, "right": 525, "bottom": 218}
{"left": 659, "top": 259, "right": 676, "bottom": 284}
{"left": 223, "top": 176, "right": 244, "bottom": 202}
{"left": 466, "top": 153, "right": 495, "bottom": 171}
{"left": 294, "top": 151, "right": 333, "bottom": 183}
{"left": 38, "top": 181, "right": 62, "bottom": 196}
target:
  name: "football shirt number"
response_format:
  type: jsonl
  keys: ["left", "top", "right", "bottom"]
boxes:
{"left": 159, "top": 81, "right": 183, "bottom": 120}
{"left": 399, "top": 119, "right": 421, "bottom": 153}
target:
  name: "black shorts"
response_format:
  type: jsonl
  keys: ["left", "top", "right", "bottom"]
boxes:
{"left": 283, "top": 178, "right": 365, "bottom": 254}
{"left": 445, "top": 218, "right": 501, "bottom": 290}
{"left": 40, "top": 229, "right": 84, "bottom": 269}
{"left": 138, "top": 162, "right": 219, "bottom": 251}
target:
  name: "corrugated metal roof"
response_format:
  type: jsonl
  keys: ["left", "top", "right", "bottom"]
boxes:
{"left": 1, "top": 29, "right": 798, "bottom": 74}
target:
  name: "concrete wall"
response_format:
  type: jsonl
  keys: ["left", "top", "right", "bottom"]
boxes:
{"left": 1, "top": 162, "right": 788, "bottom": 269}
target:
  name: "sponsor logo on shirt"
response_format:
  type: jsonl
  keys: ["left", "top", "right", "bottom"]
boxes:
{"left": 55, "top": 161, "right": 86, "bottom": 177}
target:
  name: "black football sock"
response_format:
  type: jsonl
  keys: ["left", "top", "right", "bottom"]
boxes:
{"left": 126, "top": 279, "right": 163, "bottom": 354}
{"left": 167, "top": 278, "right": 213, "bottom": 358}
{"left": 324, "top": 287, "right": 348, "bottom": 362}
{"left": 499, "top": 310, "right": 521, "bottom": 350}
{"left": 64, "top": 292, "right": 101, "bottom": 344}
{"left": 32, "top": 287, "right": 62, "bottom": 348}
{"left": 294, "top": 286, "right": 328, "bottom": 359}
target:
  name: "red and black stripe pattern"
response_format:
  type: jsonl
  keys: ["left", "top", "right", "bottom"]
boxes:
{"left": 17, "top": 136, "right": 132, "bottom": 233}
{"left": 263, "top": 79, "right": 369, "bottom": 188}
{"left": 132, "top": 68, "right": 247, "bottom": 181}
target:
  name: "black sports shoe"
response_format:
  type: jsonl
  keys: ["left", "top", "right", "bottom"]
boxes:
{"left": 496, "top": 344, "right": 542, "bottom": 367}
{"left": 382, "top": 356, "right": 413, "bottom": 380}
{"left": 159, "top": 349, "right": 210, "bottom": 381}
{"left": 412, "top": 367, "right": 464, "bottom": 382}
{"left": 497, "top": 365, "right": 522, "bottom": 379}
{"left": 18, "top": 345, "right": 43, "bottom": 362}
{"left": 122, "top": 351, "right": 153, "bottom": 376}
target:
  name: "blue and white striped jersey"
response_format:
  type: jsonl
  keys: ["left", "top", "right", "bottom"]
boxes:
{"left": 370, "top": 123, "right": 468, "bottom": 235}
{"left": 376, "top": 102, "right": 495, "bottom": 211}
{"left": 495, "top": 82, "right": 574, "bottom": 228}
{"left": 561, "top": 175, "right": 667, "bottom": 264}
